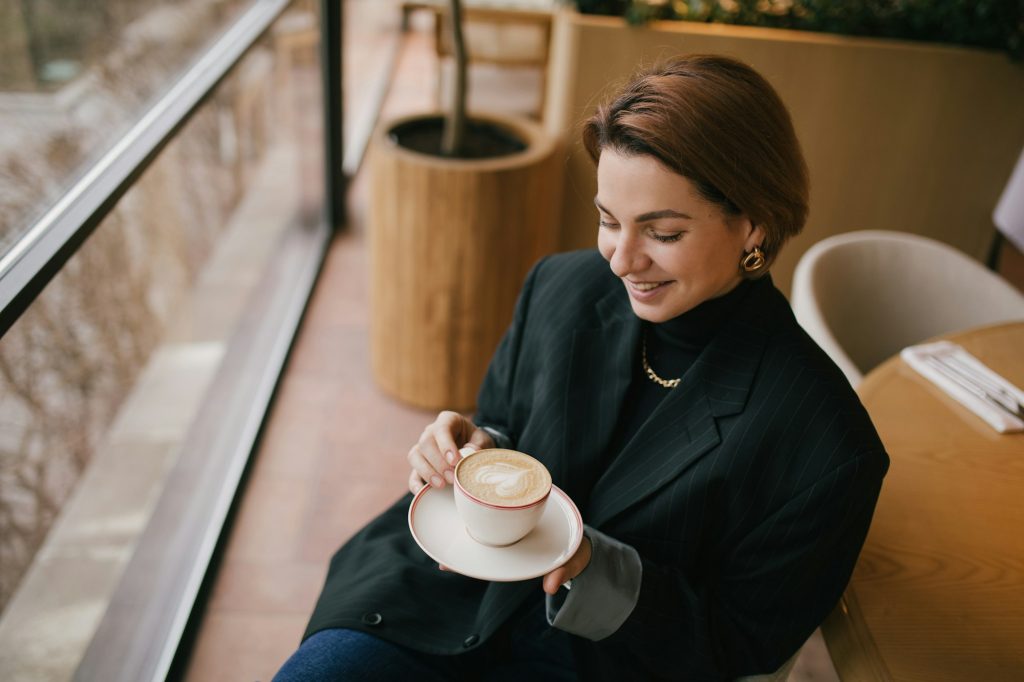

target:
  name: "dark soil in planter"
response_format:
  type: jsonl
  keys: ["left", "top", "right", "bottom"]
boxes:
{"left": 389, "top": 116, "right": 527, "bottom": 159}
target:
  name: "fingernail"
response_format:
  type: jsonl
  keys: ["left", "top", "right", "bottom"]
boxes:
{"left": 445, "top": 450, "right": 455, "bottom": 464}
{"left": 430, "top": 475, "right": 443, "bottom": 488}
{"left": 444, "top": 469, "right": 454, "bottom": 484}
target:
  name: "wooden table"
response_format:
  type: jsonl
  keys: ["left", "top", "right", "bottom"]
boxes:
{"left": 823, "top": 322, "right": 1024, "bottom": 681}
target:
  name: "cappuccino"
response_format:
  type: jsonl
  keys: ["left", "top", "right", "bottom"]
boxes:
{"left": 456, "top": 449, "right": 551, "bottom": 507}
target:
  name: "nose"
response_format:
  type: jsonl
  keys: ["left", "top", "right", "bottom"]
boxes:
{"left": 608, "top": 229, "right": 649, "bottom": 278}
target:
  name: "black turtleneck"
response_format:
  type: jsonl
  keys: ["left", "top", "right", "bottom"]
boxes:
{"left": 586, "top": 279, "right": 755, "bottom": 501}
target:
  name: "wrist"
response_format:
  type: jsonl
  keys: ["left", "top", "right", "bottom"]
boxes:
{"left": 478, "top": 425, "right": 510, "bottom": 449}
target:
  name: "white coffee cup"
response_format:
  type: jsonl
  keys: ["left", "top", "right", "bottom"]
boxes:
{"left": 453, "top": 448, "right": 552, "bottom": 547}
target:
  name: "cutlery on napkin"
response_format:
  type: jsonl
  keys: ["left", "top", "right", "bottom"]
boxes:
{"left": 901, "top": 341, "right": 1024, "bottom": 433}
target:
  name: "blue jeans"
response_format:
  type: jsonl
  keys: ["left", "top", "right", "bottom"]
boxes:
{"left": 273, "top": 601, "right": 577, "bottom": 681}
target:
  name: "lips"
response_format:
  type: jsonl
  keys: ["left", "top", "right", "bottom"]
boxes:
{"left": 629, "top": 281, "right": 666, "bottom": 292}
{"left": 625, "top": 279, "right": 671, "bottom": 301}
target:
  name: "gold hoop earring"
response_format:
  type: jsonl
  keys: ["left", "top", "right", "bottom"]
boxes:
{"left": 741, "top": 246, "right": 766, "bottom": 273}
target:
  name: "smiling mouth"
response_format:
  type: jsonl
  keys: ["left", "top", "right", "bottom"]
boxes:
{"left": 627, "top": 280, "right": 669, "bottom": 292}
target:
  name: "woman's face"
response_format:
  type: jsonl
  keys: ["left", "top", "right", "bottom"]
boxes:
{"left": 596, "top": 149, "right": 764, "bottom": 323}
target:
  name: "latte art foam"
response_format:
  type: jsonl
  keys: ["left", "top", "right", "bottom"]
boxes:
{"left": 456, "top": 450, "right": 551, "bottom": 506}
{"left": 473, "top": 463, "right": 536, "bottom": 499}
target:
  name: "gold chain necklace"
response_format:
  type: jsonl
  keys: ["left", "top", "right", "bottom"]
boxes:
{"left": 642, "top": 329, "right": 681, "bottom": 389}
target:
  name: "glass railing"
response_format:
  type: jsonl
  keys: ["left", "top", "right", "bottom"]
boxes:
{"left": 0, "top": 0, "right": 333, "bottom": 678}
{"left": 0, "top": 0, "right": 251, "bottom": 259}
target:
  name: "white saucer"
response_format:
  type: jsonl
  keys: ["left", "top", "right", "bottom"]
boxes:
{"left": 408, "top": 483, "right": 583, "bottom": 582}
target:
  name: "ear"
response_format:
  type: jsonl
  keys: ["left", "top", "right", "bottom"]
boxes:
{"left": 744, "top": 223, "right": 766, "bottom": 252}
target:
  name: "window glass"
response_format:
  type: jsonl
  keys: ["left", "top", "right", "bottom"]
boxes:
{"left": 0, "top": 0, "right": 322, "bottom": 659}
{"left": 0, "top": 0, "right": 251, "bottom": 256}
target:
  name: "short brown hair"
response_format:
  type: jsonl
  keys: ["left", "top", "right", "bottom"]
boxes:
{"left": 582, "top": 54, "right": 809, "bottom": 271}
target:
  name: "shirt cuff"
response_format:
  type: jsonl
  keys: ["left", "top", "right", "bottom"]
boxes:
{"left": 479, "top": 425, "right": 513, "bottom": 450}
{"left": 545, "top": 526, "right": 642, "bottom": 641}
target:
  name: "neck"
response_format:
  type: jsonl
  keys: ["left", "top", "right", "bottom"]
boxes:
{"left": 651, "top": 277, "right": 754, "bottom": 350}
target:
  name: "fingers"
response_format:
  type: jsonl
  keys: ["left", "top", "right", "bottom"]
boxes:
{"left": 467, "top": 427, "right": 495, "bottom": 451}
{"left": 407, "top": 411, "right": 482, "bottom": 490}
{"left": 407, "top": 411, "right": 503, "bottom": 492}
{"left": 407, "top": 412, "right": 457, "bottom": 488}
{"left": 408, "top": 442, "right": 449, "bottom": 490}
{"left": 408, "top": 469, "right": 426, "bottom": 496}
{"left": 542, "top": 536, "right": 592, "bottom": 595}
{"left": 430, "top": 410, "right": 465, "bottom": 469}
{"left": 452, "top": 428, "right": 492, "bottom": 467}
{"left": 543, "top": 567, "right": 567, "bottom": 595}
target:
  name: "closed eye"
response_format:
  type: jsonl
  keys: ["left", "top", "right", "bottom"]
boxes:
{"left": 651, "top": 231, "right": 684, "bottom": 243}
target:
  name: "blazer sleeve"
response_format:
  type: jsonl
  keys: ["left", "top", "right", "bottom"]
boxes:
{"left": 472, "top": 257, "right": 544, "bottom": 447}
{"left": 546, "top": 526, "right": 643, "bottom": 639}
{"left": 597, "top": 449, "right": 887, "bottom": 679}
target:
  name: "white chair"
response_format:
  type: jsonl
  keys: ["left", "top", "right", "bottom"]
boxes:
{"left": 791, "top": 230, "right": 1024, "bottom": 387}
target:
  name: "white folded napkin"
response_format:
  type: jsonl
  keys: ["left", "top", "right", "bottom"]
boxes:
{"left": 901, "top": 341, "right": 1024, "bottom": 433}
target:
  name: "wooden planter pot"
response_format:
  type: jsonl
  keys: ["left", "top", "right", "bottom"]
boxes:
{"left": 369, "top": 112, "right": 562, "bottom": 411}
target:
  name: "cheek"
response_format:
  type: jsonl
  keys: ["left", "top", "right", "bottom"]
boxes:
{"left": 692, "top": 231, "right": 738, "bottom": 265}
{"left": 666, "top": 242, "right": 728, "bottom": 284}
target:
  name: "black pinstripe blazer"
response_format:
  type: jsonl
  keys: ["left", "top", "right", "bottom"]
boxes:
{"left": 305, "top": 249, "right": 888, "bottom": 680}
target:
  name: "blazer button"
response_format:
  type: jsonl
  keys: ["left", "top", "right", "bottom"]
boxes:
{"left": 462, "top": 634, "right": 479, "bottom": 648}
{"left": 361, "top": 612, "right": 383, "bottom": 626}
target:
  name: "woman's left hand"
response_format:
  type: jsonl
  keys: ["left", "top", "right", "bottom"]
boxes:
{"left": 542, "top": 535, "right": 592, "bottom": 595}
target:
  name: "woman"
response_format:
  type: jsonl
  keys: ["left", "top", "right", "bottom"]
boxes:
{"left": 277, "top": 54, "right": 888, "bottom": 681}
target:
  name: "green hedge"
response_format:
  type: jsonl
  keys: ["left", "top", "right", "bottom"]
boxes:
{"left": 575, "top": 0, "right": 1021, "bottom": 59}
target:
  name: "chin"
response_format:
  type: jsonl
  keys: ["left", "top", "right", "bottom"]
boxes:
{"left": 629, "top": 301, "right": 673, "bottom": 323}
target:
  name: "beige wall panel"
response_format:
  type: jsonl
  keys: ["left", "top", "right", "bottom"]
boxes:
{"left": 545, "top": 12, "right": 1024, "bottom": 295}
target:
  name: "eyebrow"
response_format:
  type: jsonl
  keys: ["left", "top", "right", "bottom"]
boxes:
{"left": 594, "top": 198, "right": 692, "bottom": 222}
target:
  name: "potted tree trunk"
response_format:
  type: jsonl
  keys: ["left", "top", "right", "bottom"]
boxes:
{"left": 369, "top": 0, "right": 562, "bottom": 410}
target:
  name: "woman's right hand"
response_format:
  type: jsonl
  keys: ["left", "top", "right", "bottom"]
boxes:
{"left": 407, "top": 411, "right": 495, "bottom": 495}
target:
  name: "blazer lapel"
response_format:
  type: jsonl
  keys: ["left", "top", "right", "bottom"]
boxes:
{"left": 587, "top": 280, "right": 775, "bottom": 527}
{"left": 586, "top": 377, "right": 720, "bottom": 527}
{"left": 558, "top": 289, "right": 640, "bottom": 505}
